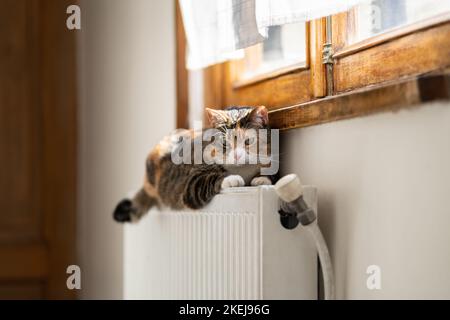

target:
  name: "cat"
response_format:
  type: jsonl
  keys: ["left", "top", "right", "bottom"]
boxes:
{"left": 113, "top": 105, "right": 276, "bottom": 223}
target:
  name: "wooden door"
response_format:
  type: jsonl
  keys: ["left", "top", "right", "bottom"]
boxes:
{"left": 0, "top": 0, "right": 77, "bottom": 299}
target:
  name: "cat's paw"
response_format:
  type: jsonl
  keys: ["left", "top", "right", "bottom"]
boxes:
{"left": 113, "top": 199, "right": 133, "bottom": 223}
{"left": 250, "top": 176, "right": 272, "bottom": 186}
{"left": 221, "top": 175, "right": 245, "bottom": 189}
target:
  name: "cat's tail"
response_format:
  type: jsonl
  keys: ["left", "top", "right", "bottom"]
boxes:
{"left": 113, "top": 188, "right": 157, "bottom": 223}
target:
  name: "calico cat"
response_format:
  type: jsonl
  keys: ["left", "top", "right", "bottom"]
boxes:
{"left": 113, "top": 105, "right": 276, "bottom": 223}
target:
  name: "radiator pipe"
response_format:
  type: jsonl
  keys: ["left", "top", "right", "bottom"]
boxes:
{"left": 275, "top": 174, "right": 335, "bottom": 300}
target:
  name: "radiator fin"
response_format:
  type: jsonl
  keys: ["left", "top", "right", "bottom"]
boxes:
{"left": 124, "top": 186, "right": 317, "bottom": 300}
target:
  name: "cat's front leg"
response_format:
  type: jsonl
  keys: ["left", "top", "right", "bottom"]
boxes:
{"left": 250, "top": 176, "right": 272, "bottom": 186}
{"left": 221, "top": 175, "right": 245, "bottom": 189}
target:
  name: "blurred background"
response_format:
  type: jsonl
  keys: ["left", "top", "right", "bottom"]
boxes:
{"left": 1, "top": 0, "right": 450, "bottom": 299}
{"left": 1, "top": 0, "right": 175, "bottom": 299}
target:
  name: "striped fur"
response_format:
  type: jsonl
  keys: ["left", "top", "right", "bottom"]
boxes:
{"left": 113, "top": 106, "right": 272, "bottom": 223}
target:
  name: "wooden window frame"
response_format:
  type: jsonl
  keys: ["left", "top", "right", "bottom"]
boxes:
{"left": 176, "top": 2, "right": 450, "bottom": 130}
{"left": 332, "top": 11, "right": 450, "bottom": 93}
{"left": 203, "top": 19, "right": 328, "bottom": 111}
{"left": 176, "top": 1, "right": 189, "bottom": 129}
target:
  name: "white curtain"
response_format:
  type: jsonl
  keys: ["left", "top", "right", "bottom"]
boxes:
{"left": 179, "top": 0, "right": 365, "bottom": 70}
{"left": 179, "top": 0, "right": 263, "bottom": 69}
{"left": 256, "top": 0, "right": 364, "bottom": 29}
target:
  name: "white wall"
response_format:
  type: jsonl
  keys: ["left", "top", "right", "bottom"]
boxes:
{"left": 77, "top": 0, "right": 175, "bottom": 299}
{"left": 282, "top": 101, "right": 450, "bottom": 299}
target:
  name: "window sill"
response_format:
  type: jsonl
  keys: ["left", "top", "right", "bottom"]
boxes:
{"left": 269, "top": 71, "right": 450, "bottom": 131}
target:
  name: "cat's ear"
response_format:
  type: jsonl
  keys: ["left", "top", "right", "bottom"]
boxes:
{"left": 206, "top": 108, "right": 228, "bottom": 127}
{"left": 248, "top": 106, "right": 268, "bottom": 127}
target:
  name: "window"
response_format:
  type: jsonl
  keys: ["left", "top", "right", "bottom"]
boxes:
{"left": 176, "top": 1, "right": 450, "bottom": 130}
{"left": 350, "top": 0, "right": 450, "bottom": 44}
{"left": 332, "top": 3, "right": 450, "bottom": 93}
{"left": 207, "top": 18, "right": 327, "bottom": 112}
{"left": 237, "top": 23, "right": 307, "bottom": 84}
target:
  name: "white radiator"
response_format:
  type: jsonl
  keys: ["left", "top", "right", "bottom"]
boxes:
{"left": 124, "top": 186, "right": 317, "bottom": 299}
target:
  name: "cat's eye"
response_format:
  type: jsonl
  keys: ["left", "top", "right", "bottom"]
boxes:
{"left": 245, "top": 137, "right": 256, "bottom": 146}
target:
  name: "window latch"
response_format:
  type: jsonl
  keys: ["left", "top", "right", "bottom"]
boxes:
{"left": 322, "top": 43, "right": 334, "bottom": 65}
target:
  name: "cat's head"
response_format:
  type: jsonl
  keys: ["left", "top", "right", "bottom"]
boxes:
{"left": 205, "top": 106, "right": 270, "bottom": 165}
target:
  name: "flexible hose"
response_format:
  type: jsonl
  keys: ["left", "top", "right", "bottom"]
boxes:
{"left": 274, "top": 174, "right": 335, "bottom": 299}
{"left": 304, "top": 222, "right": 335, "bottom": 300}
